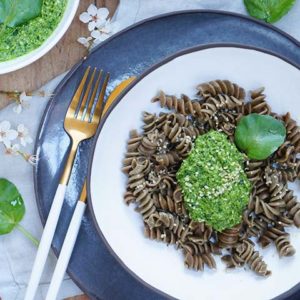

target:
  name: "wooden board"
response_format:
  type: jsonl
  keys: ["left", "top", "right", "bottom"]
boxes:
{"left": 0, "top": 0, "right": 119, "bottom": 110}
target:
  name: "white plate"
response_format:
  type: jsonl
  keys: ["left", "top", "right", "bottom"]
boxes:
{"left": 89, "top": 46, "right": 300, "bottom": 300}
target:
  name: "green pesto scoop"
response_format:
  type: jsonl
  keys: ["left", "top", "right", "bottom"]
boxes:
{"left": 177, "top": 131, "right": 251, "bottom": 232}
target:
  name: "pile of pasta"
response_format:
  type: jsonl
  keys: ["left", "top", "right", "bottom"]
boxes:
{"left": 122, "top": 79, "right": 300, "bottom": 276}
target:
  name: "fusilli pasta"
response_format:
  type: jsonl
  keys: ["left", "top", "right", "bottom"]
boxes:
{"left": 122, "top": 79, "right": 300, "bottom": 277}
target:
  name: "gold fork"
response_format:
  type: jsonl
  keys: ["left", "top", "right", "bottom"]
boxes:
{"left": 25, "top": 67, "right": 110, "bottom": 300}
{"left": 45, "top": 76, "right": 136, "bottom": 300}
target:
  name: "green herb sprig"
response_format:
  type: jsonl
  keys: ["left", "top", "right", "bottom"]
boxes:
{"left": 244, "top": 0, "right": 296, "bottom": 23}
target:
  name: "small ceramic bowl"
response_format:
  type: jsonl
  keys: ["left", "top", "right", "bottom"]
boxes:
{"left": 0, "top": 0, "right": 80, "bottom": 75}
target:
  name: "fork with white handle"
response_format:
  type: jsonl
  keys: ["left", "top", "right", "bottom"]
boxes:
{"left": 45, "top": 181, "right": 88, "bottom": 300}
{"left": 25, "top": 67, "right": 109, "bottom": 300}
{"left": 44, "top": 77, "right": 136, "bottom": 300}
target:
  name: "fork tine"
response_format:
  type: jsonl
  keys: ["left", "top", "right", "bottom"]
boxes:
{"left": 67, "top": 67, "right": 91, "bottom": 116}
{"left": 84, "top": 70, "right": 103, "bottom": 122}
{"left": 92, "top": 73, "right": 110, "bottom": 124}
{"left": 77, "top": 67, "right": 97, "bottom": 120}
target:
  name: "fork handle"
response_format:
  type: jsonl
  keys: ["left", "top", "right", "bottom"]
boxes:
{"left": 25, "top": 184, "right": 67, "bottom": 300}
{"left": 45, "top": 201, "right": 86, "bottom": 300}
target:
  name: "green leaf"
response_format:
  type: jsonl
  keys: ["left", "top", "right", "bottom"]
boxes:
{"left": 244, "top": 0, "right": 296, "bottom": 23}
{"left": 0, "top": 178, "right": 25, "bottom": 235}
{"left": 235, "top": 113, "right": 286, "bottom": 160}
{"left": 0, "top": 0, "right": 42, "bottom": 27}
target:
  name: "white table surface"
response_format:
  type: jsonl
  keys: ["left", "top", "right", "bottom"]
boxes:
{"left": 1, "top": 1, "right": 300, "bottom": 299}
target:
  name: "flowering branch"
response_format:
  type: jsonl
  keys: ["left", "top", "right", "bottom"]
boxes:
{"left": 0, "top": 121, "right": 38, "bottom": 165}
{"left": 77, "top": 4, "right": 119, "bottom": 50}
{"left": 0, "top": 90, "right": 52, "bottom": 114}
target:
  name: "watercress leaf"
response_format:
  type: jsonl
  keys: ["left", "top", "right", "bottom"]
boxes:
{"left": 0, "top": 178, "right": 25, "bottom": 235}
{"left": 244, "top": 0, "right": 296, "bottom": 23}
{"left": 244, "top": 0, "right": 270, "bottom": 21}
{"left": 0, "top": 0, "right": 42, "bottom": 27}
{"left": 235, "top": 113, "right": 286, "bottom": 160}
{"left": 267, "top": 0, "right": 296, "bottom": 23}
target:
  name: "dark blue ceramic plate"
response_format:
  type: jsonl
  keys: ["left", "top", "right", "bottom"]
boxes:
{"left": 34, "top": 10, "right": 300, "bottom": 300}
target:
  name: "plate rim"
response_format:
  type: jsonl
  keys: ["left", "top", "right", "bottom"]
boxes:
{"left": 33, "top": 9, "right": 300, "bottom": 299}
{"left": 87, "top": 43, "right": 300, "bottom": 300}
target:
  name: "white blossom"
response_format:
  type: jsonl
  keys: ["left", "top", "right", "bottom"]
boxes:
{"left": 5, "top": 143, "right": 20, "bottom": 155}
{"left": 0, "top": 121, "right": 18, "bottom": 147}
{"left": 78, "top": 4, "right": 119, "bottom": 50}
{"left": 91, "top": 20, "right": 118, "bottom": 44}
{"left": 77, "top": 36, "right": 93, "bottom": 48}
{"left": 13, "top": 92, "right": 31, "bottom": 114}
{"left": 13, "top": 104, "right": 22, "bottom": 114}
{"left": 79, "top": 4, "right": 109, "bottom": 31}
{"left": 17, "top": 124, "right": 33, "bottom": 147}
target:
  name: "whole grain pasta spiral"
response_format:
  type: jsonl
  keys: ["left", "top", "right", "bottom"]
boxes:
{"left": 144, "top": 224, "right": 176, "bottom": 245}
{"left": 134, "top": 189, "right": 156, "bottom": 220}
{"left": 197, "top": 79, "right": 245, "bottom": 100}
{"left": 184, "top": 252, "right": 216, "bottom": 271}
{"left": 244, "top": 215, "right": 269, "bottom": 238}
{"left": 217, "top": 224, "right": 241, "bottom": 248}
{"left": 221, "top": 253, "right": 245, "bottom": 269}
{"left": 282, "top": 112, "right": 300, "bottom": 153}
{"left": 258, "top": 226, "right": 286, "bottom": 248}
{"left": 146, "top": 211, "right": 190, "bottom": 242}
{"left": 142, "top": 112, "right": 157, "bottom": 134}
{"left": 122, "top": 130, "right": 142, "bottom": 174}
{"left": 124, "top": 190, "right": 135, "bottom": 205}
{"left": 235, "top": 240, "right": 271, "bottom": 277}
{"left": 245, "top": 87, "right": 271, "bottom": 115}
{"left": 274, "top": 234, "right": 296, "bottom": 257}
{"left": 152, "top": 91, "right": 202, "bottom": 117}
{"left": 244, "top": 160, "right": 265, "bottom": 184}
{"left": 155, "top": 151, "right": 181, "bottom": 166}
{"left": 284, "top": 189, "right": 300, "bottom": 227}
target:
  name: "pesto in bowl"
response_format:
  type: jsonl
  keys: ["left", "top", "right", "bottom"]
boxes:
{"left": 0, "top": 0, "right": 67, "bottom": 62}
